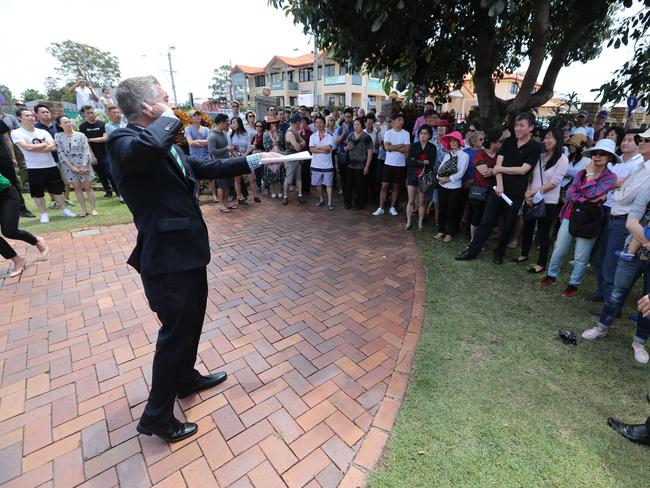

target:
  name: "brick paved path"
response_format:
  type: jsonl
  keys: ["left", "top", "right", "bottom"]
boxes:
{"left": 0, "top": 198, "right": 425, "bottom": 488}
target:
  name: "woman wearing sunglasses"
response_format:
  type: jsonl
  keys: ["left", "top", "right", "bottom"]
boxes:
{"left": 539, "top": 138, "right": 618, "bottom": 298}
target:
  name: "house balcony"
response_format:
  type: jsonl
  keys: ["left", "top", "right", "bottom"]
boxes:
{"left": 270, "top": 80, "right": 299, "bottom": 92}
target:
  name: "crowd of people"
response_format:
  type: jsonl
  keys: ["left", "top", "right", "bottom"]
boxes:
{"left": 1, "top": 91, "right": 650, "bottom": 365}
{"left": 179, "top": 100, "right": 650, "bottom": 365}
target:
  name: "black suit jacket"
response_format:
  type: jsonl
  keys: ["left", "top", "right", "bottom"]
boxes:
{"left": 107, "top": 116, "right": 251, "bottom": 276}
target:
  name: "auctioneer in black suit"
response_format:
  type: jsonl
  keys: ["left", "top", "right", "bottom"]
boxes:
{"left": 108, "top": 115, "right": 259, "bottom": 442}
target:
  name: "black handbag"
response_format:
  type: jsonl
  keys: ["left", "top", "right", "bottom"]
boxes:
{"left": 522, "top": 159, "right": 546, "bottom": 222}
{"left": 436, "top": 154, "right": 458, "bottom": 178}
{"left": 418, "top": 171, "right": 434, "bottom": 192}
{"left": 569, "top": 202, "right": 604, "bottom": 238}
{"left": 468, "top": 185, "right": 488, "bottom": 202}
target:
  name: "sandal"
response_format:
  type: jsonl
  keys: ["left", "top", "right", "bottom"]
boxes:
{"left": 219, "top": 207, "right": 231, "bottom": 213}
{"left": 212, "top": 198, "right": 219, "bottom": 204}
{"left": 418, "top": 224, "right": 424, "bottom": 232}
{"left": 35, "top": 238, "right": 50, "bottom": 261}
{"left": 227, "top": 204, "right": 238, "bottom": 210}
{"left": 443, "top": 235, "right": 453, "bottom": 242}
{"left": 404, "top": 223, "right": 412, "bottom": 230}
{"left": 512, "top": 256, "right": 528, "bottom": 264}
{"left": 253, "top": 197, "right": 261, "bottom": 203}
{"left": 9, "top": 257, "right": 26, "bottom": 278}
{"left": 91, "top": 210, "right": 98, "bottom": 216}
{"left": 527, "top": 265, "right": 545, "bottom": 274}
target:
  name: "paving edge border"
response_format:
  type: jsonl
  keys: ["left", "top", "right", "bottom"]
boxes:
{"left": 338, "top": 234, "right": 427, "bottom": 488}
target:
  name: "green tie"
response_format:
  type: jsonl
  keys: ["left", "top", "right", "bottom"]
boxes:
{"left": 170, "top": 146, "right": 186, "bottom": 177}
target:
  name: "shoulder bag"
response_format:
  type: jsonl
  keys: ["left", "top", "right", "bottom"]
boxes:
{"left": 522, "top": 158, "right": 546, "bottom": 221}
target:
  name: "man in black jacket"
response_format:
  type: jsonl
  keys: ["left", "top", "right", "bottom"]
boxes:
{"left": 108, "top": 76, "right": 278, "bottom": 442}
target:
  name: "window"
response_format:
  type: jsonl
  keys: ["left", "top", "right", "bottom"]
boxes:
{"left": 324, "top": 64, "right": 336, "bottom": 77}
{"left": 317, "top": 66, "right": 322, "bottom": 80}
{"left": 255, "top": 74, "right": 266, "bottom": 87}
{"left": 287, "top": 70, "right": 295, "bottom": 82}
{"left": 270, "top": 72, "right": 281, "bottom": 83}
{"left": 509, "top": 82, "right": 519, "bottom": 95}
{"left": 339, "top": 64, "right": 347, "bottom": 76}
{"left": 299, "top": 68, "right": 313, "bottom": 82}
{"left": 327, "top": 96, "right": 335, "bottom": 106}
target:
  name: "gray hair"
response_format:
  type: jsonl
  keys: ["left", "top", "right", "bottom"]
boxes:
{"left": 115, "top": 76, "right": 159, "bottom": 123}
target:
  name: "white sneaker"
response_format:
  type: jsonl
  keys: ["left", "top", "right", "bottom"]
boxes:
{"left": 632, "top": 342, "right": 649, "bottom": 364}
{"left": 61, "top": 208, "right": 77, "bottom": 218}
{"left": 372, "top": 208, "right": 384, "bottom": 216}
{"left": 582, "top": 326, "right": 608, "bottom": 340}
{"left": 389, "top": 207, "right": 398, "bottom": 216}
{"left": 40, "top": 213, "right": 50, "bottom": 224}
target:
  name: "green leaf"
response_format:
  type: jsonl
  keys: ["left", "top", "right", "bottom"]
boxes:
{"left": 371, "top": 12, "right": 387, "bottom": 32}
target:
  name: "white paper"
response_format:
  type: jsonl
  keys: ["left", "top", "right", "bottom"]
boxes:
{"left": 260, "top": 151, "right": 313, "bottom": 163}
{"left": 493, "top": 186, "right": 513, "bottom": 206}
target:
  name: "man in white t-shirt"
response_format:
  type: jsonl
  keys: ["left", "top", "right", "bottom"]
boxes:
{"left": 570, "top": 111, "right": 595, "bottom": 145}
{"left": 309, "top": 115, "right": 336, "bottom": 210}
{"left": 373, "top": 112, "right": 410, "bottom": 216}
{"left": 11, "top": 108, "right": 76, "bottom": 223}
{"left": 68, "top": 77, "right": 99, "bottom": 113}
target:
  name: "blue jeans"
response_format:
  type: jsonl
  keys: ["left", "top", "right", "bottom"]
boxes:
{"left": 598, "top": 256, "right": 650, "bottom": 344}
{"left": 594, "top": 217, "right": 629, "bottom": 301}
{"left": 547, "top": 219, "right": 597, "bottom": 286}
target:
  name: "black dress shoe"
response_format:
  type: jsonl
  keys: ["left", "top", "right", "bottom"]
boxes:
{"left": 20, "top": 209, "right": 36, "bottom": 218}
{"left": 177, "top": 372, "right": 228, "bottom": 399}
{"left": 607, "top": 417, "right": 650, "bottom": 445}
{"left": 455, "top": 249, "right": 476, "bottom": 261}
{"left": 137, "top": 419, "right": 198, "bottom": 443}
{"left": 493, "top": 255, "right": 504, "bottom": 265}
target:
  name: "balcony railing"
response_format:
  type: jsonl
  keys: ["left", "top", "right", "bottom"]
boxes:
{"left": 324, "top": 75, "right": 346, "bottom": 86}
{"left": 270, "top": 80, "right": 299, "bottom": 91}
{"left": 368, "top": 78, "right": 384, "bottom": 92}
{"left": 351, "top": 75, "right": 362, "bottom": 85}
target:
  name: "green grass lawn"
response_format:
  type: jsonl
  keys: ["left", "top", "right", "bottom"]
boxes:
{"left": 16, "top": 193, "right": 222, "bottom": 234}
{"left": 369, "top": 232, "right": 649, "bottom": 488}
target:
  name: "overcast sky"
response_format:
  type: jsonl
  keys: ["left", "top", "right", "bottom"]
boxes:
{"left": 0, "top": 0, "right": 637, "bottom": 106}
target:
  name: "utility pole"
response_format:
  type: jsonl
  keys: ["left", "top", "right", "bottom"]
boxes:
{"left": 167, "top": 46, "right": 178, "bottom": 106}
{"left": 312, "top": 36, "right": 318, "bottom": 107}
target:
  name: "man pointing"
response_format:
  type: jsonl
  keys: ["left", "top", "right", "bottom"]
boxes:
{"left": 108, "top": 76, "right": 279, "bottom": 442}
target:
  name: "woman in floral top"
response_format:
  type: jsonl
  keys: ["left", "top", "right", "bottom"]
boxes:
{"left": 539, "top": 139, "right": 618, "bottom": 298}
{"left": 54, "top": 116, "right": 97, "bottom": 216}
{"left": 262, "top": 116, "right": 285, "bottom": 198}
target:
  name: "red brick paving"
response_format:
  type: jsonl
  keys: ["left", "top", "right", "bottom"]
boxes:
{"left": 0, "top": 196, "right": 425, "bottom": 487}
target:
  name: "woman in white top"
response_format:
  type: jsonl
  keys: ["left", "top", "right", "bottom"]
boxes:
{"left": 435, "top": 131, "right": 469, "bottom": 242}
{"left": 515, "top": 128, "right": 568, "bottom": 273}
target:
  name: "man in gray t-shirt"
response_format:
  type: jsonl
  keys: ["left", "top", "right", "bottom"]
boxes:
{"left": 207, "top": 114, "right": 233, "bottom": 211}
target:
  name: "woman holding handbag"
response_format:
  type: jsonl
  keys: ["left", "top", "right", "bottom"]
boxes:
{"left": 538, "top": 138, "right": 618, "bottom": 297}
{"left": 435, "top": 131, "right": 469, "bottom": 242}
{"left": 405, "top": 124, "right": 437, "bottom": 231}
{"left": 467, "top": 130, "right": 502, "bottom": 240}
{"left": 514, "top": 128, "right": 568, "bottom": 273}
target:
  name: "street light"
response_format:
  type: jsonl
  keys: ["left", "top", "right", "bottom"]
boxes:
{"left": 167, "top": 46, "right": 178, "bottom": 106}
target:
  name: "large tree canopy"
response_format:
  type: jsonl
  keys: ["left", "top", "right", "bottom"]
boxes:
{"left": 597, "top": 1, "right": 650, "bottom": 106}
{"left": 272, "top": 0, "right": 645, "bottom": 127}
{"left": 46, "top": 40, "right": 121, "bottom": 89}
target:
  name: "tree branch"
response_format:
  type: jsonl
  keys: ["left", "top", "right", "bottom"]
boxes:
{"left": 512, "top": 0, "right": 550, "bottom": 110}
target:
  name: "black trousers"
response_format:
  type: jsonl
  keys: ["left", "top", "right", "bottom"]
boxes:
{"left": 466, "top": 191, "right": 524, "bottom": 258}
{"left": 438, "top": 186, "right": 463, "bottom": 236}
{"left": 521, "top": 203, "right": 558, "bottom": 267}
{"left": 366, "top": 155, "right": 379, "bottom": 203}
{"left": 0, "top": 186, "right": 38, "bottom": 259}
{"left": 0, "top": 158, "right": 26, "bottom": 209}
{"left": 140, "top": 267, "right": 208, "bottom": 425}
{"left": 96, "top": 157, "right": 118, "bottom": 195}
{"left": 344, "top": 166, "right": 366, "bottom": 208}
